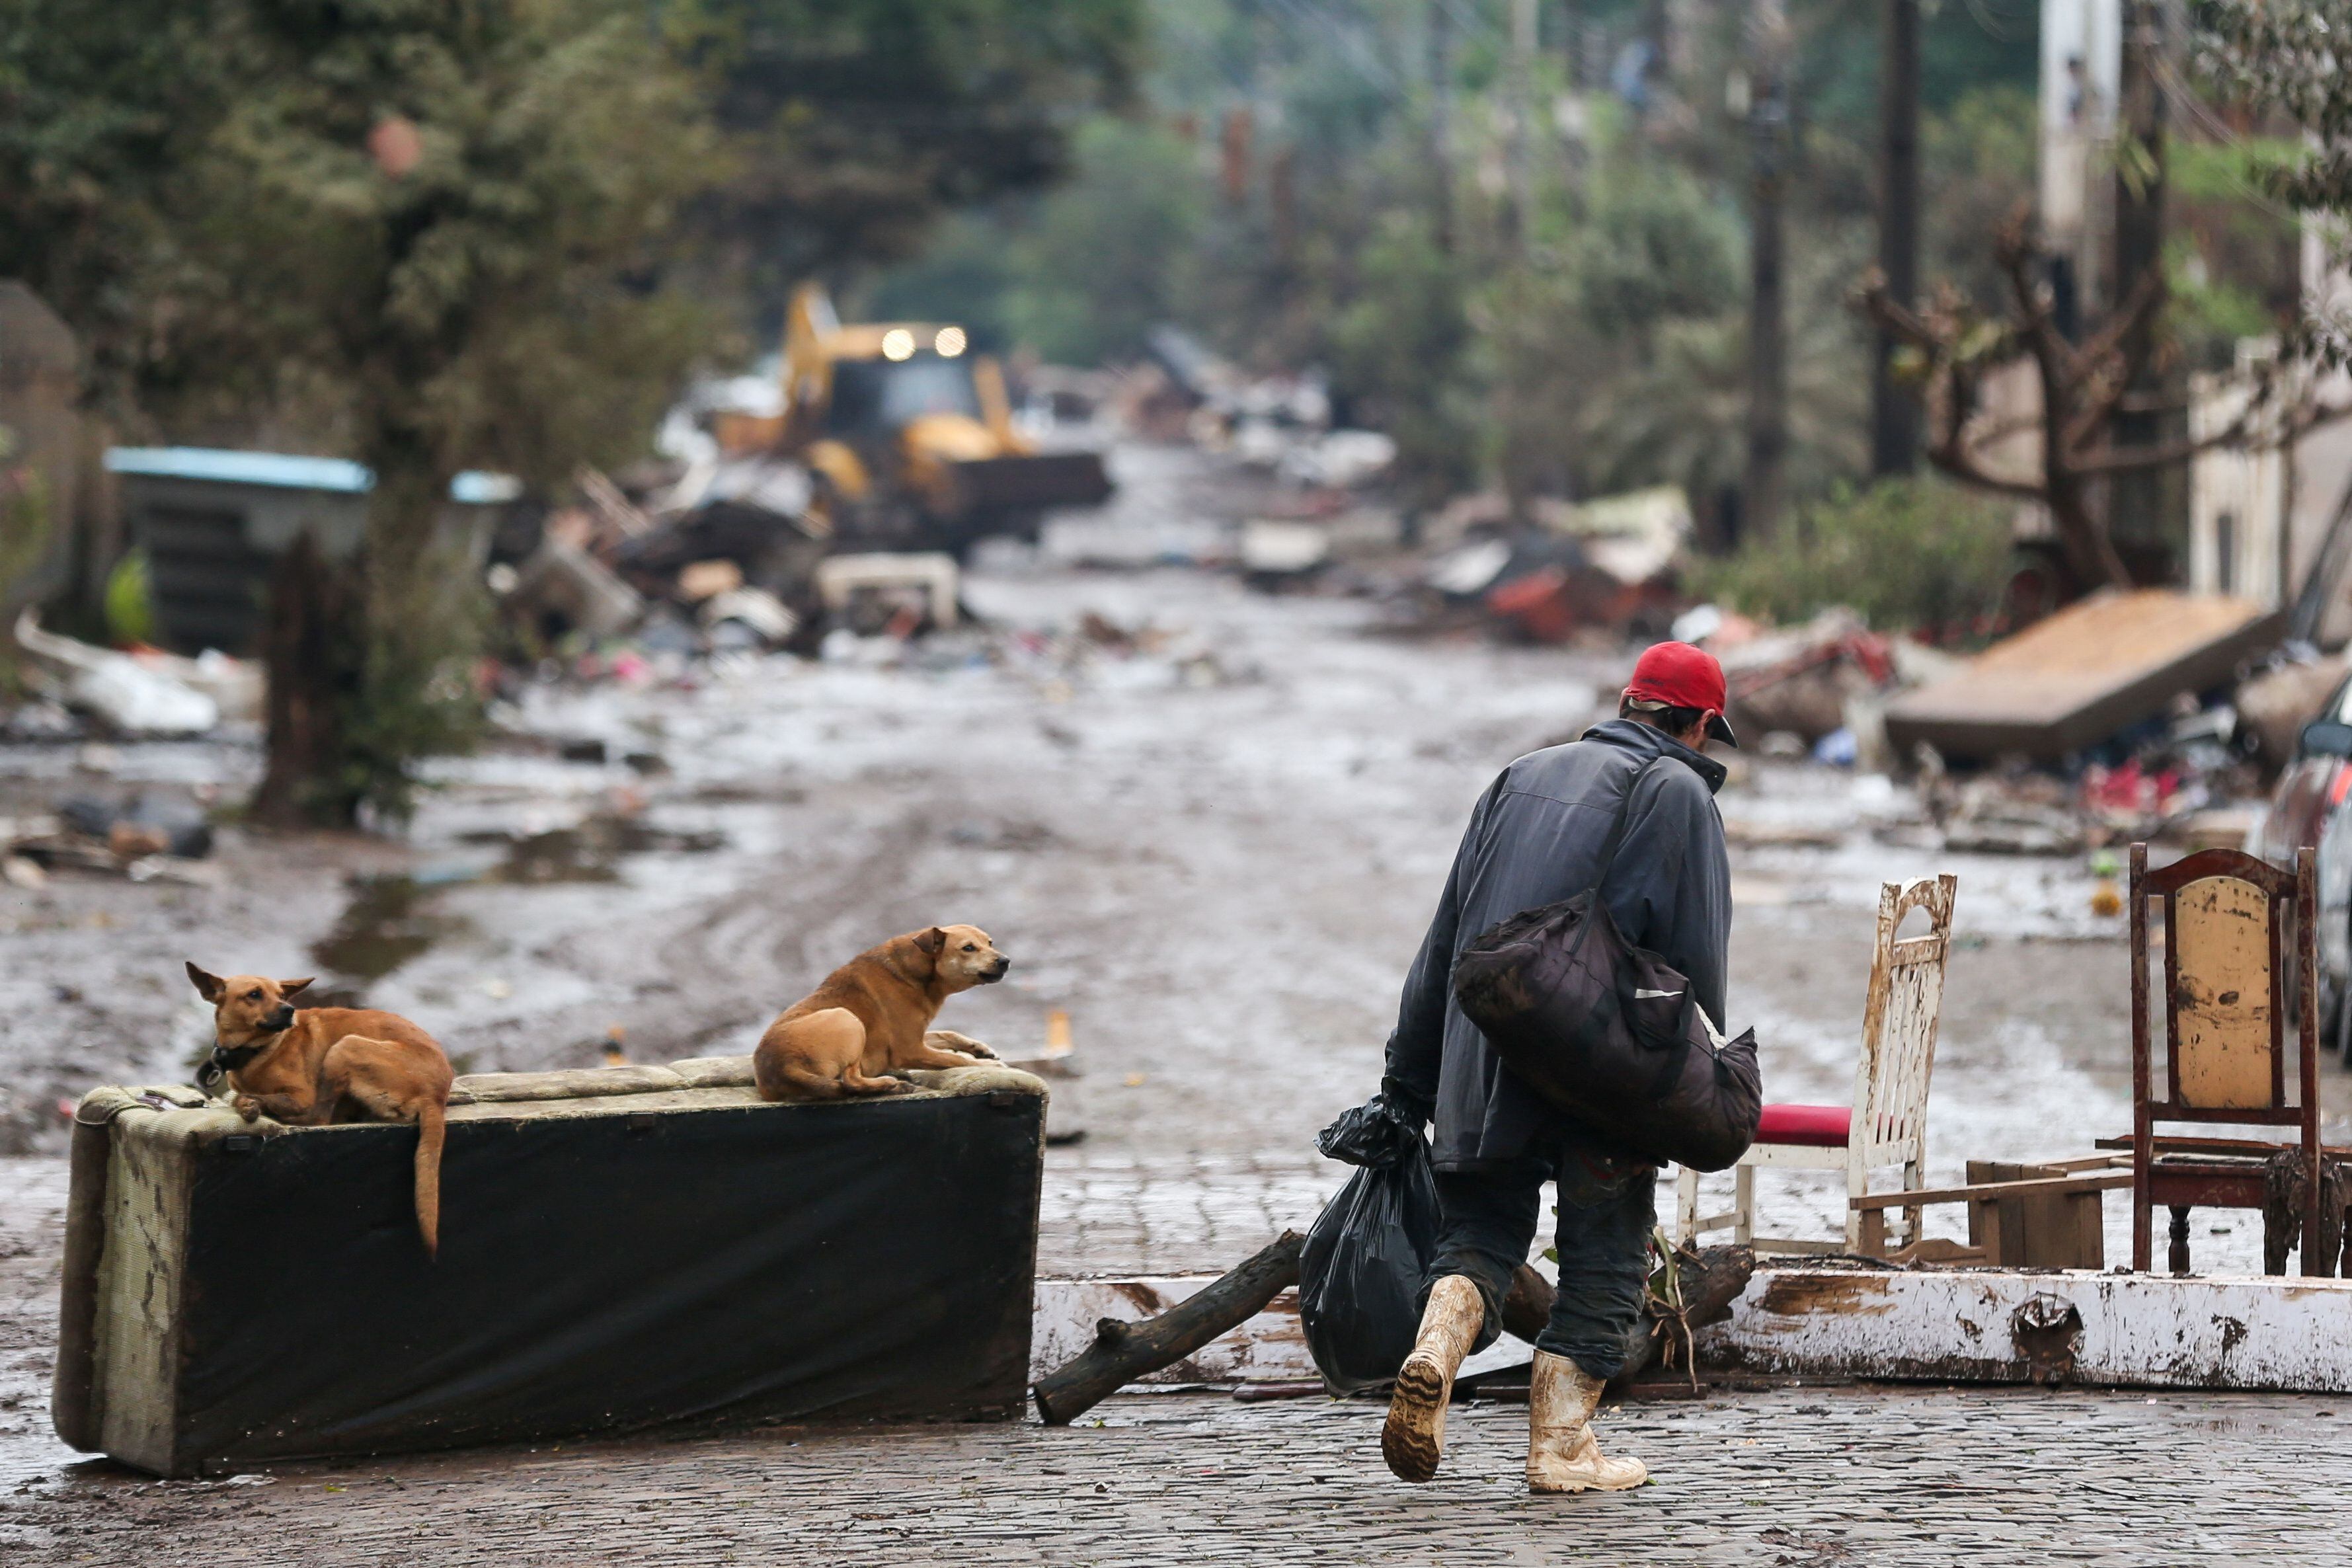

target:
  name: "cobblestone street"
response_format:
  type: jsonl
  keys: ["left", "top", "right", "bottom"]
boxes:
{"left": 8, "top": 1384, "right": 2343, "bottom": 1565}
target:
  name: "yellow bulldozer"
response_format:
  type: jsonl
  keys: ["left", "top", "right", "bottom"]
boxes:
{"left": 720, "top": 285, "right": 1112, "bottom": 552}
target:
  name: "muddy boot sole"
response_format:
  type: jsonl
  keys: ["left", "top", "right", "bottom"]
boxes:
{"left": 1380, "top": 1354, "right": 1448, "bottom": 1483}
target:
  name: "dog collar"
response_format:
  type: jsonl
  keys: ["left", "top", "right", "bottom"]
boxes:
{"left": 209, "top": 1038, "right": 271, "bottom": 1072}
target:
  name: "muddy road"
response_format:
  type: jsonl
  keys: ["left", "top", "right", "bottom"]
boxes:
{"left": 1, "top": 442, "right": 2347, "bottom": 1511}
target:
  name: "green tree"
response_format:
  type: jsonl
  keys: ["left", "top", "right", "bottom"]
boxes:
{"left": 1694, "top": 476, "right": 2017, "bottom": 637}
{"left": 680, "top": 0, "right": 1148, "bottom": 303}
{"left": 1003, "top": 120, "right": 1206, "bottom": 364}
{"left": 1, "top": 0, "right": 719, "bottom": 823}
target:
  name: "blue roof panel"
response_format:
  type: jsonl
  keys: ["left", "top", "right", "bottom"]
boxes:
{"left": 105, "top": 448, "right": 522, "bottom": 504}
{"left": 105, "top": 447, "right": 373, "bottom": 492}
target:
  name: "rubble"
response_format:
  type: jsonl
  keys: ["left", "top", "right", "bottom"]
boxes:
{"left": 816, "top": 552, "right": 960, "bottom": 633}
{"left": 505, "top": 539, "right": 645, "bottom": 641}
{"left": 2235, "top": 654, "right": 2348, "bottom": 770}
{"left": 699, "top": 586, "right": 798, "bottom": 650}
{"left": 1883, "top": 590, "right": 2281, "bottom": 764}
{"left": 12, "top": 610, "right": 218, "bottom": 736}
{"left": 4, "top": 791, "right": 219, "bottom": 883}
{"left": 1238, "top": 520, "right": 1331, "bottom": 578}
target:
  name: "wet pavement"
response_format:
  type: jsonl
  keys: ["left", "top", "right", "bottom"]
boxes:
{"left": 6, "top": 1383, "right": 2342, "bottom": 1565}
{"left": 3, "top": 442, "right": 2349, "bottom": 1554}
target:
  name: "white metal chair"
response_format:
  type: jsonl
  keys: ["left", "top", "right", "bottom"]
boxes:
{"left": 1677, "top": 875, "right": 1958, "bottom": 1255}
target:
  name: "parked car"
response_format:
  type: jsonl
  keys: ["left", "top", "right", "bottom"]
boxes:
{"left": 2252, "top": 671, "right": 2352, "bottom": 1055}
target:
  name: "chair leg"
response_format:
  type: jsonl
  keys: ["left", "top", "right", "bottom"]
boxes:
{"left": 2133, "top": 1181, "right": 2152, "bottom": 1273}
{"left": 1901, "top": 1160, "right": 1924, "bottom": 1253}
{"left": 1676, "top": 1167, "right": 1700, "bottom": 1245}
{"left": 2168, "top": 1205, "right": 2192, "bottom": 1276}
{"left": 1733, "top": 1163, "right": 1754, "bottom": 1247}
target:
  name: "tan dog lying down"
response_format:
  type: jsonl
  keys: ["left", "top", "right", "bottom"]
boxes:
{"left": 186, "top": 964, "right": 455, "bottom": 1256}
{"left": 754, "top": 925, "right": 1009, "bottom": 1101}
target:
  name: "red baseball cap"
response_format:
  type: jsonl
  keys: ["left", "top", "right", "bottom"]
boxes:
{"left": 1624, "top": 641, "right": 1739, "bottom": 747}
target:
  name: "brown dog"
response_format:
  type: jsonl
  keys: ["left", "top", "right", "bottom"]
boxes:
{"left": 186, "top": 964, "right": 455, "bottom": 1256}
{"left": 754, "top": 925, "right": 1009, "bottom": 1102}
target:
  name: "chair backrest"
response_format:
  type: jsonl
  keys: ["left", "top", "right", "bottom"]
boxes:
{"left": 2130, "top": 843, "right": 2314, "bottom": 1127}
{"left": 1851, "top": 875, "right": 1959, "bottom": 1160}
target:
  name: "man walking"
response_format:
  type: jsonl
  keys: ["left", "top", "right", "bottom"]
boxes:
{"left": 1370, "top": 641, "right": 1735, "bottom": 1493}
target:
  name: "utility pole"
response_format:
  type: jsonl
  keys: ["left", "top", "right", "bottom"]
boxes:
{"left": 1429, "top": 0, "right": 1454, "bottom": 253}
{"left": 1744, "top": 0, "right": 1791, "bottom": 543}
{"left": 1503, "top": 0, "right": 1539, "bottom": 258}
{"left": 1870, "top": 0, "right": 1921, "bottom": 476}
{"left": 2109, "top": 0, "right": 2177, "bottom": 581}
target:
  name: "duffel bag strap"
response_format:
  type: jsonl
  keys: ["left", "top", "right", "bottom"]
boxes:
{"left": 1592, "top": 755, "right": 1667, "bottom": 888}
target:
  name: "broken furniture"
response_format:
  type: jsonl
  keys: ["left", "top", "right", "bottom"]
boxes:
{"left": 1846, "top": 1159, "right": 2135, "bottom": 1265}
{"left": 53, "top": 1058, "right": 1046, "bottom": 1477}
{"left": 816, "top": 551, "right": 959, "bottom": 631}
{"left": 1965, "top": 1159, "right": 2115, "bottom": 1267}
{"left": 1883, "top": 589, "right": 2280, "bottom": 764}
{"left": 1677, "top": 875, "right": 1957, "bottom": 1255}
{"left": 2128, "top": 843, "right": 2326, "bottom": 1275}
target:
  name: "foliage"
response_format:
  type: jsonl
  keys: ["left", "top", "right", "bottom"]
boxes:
{"left": 1692, "top": 477, "right": 2018, "bottom": 636}
{"left": 1002, "top": 120, "right": 1208, "bottom": 364}
{"left": 0, "top": 0, "right": 723, "bottom": 822}
{"left": 2201, "top": 1, "right": 2352, "bottom": 366}
{"left": 858, "top": 0, "right": 2049, "bottom": 518}
{"left": 676, "top": 0, "right": 1148, "bottom": 302}
{"left": 1920, "top": 87, "right": 2039, "bottom": 311}
{"left": 1327, "top": 212, "right": 1480, "bottom": 503}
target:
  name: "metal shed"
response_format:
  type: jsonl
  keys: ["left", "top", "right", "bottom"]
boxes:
{"left": 103, "top": 447, "right": 519, "bottom": 655}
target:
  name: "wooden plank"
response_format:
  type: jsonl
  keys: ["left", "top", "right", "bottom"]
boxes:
{"left": 1883, "top": 590, "right": 2281, "bottom": 760}
{"left": 2096, "top": 1133, "right": 2337, "bottom": 1155}
{"left": 1850, "top": 1171, "right": 2135, "bottom": 1210}
{"left": 1705, "top": 1267, "right": 2352, "bottom": 1392}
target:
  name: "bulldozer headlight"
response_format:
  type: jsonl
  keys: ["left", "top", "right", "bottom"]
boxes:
{"left": 935, "top": 327, "right": 967, "bottom": 358}
{"left": 881, "top": 328, "right": 916, "bottom": 361}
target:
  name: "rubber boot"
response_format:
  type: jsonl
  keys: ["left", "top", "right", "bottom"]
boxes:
{"left": 1380, "top": 1274, "right": 1483, "bottom": 1482}
{"left": 1526, "top": 1349, "right": 1648, "bottom": 1493}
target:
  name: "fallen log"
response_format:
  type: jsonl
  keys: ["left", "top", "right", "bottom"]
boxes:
{"left": 1033, "top": 1230, "right": 1304, "bottom": 1424}
{"left": 1493, "top": 1246, "right": 1755, "bottom": 1388}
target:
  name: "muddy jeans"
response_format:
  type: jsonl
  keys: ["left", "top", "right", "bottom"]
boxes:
{"left": 1421, "top": 1144, "right": 1656, "bottom": 1380}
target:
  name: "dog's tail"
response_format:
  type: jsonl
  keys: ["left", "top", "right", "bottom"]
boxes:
{"left": 414, "top": 1101, "right": 446, "bottom": 1259}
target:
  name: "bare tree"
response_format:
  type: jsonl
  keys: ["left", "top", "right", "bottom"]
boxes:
{"left": 1858, "top": 208, "right": 2351, "bottom": 594}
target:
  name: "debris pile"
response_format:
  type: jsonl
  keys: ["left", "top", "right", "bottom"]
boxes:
{"left": 3, "top": 790, "right": 219, "bottom": 886}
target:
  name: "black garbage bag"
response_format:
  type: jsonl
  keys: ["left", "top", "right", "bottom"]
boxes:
{"left": 1298, "top": 1097, "right": 1442, "bottom": 1395}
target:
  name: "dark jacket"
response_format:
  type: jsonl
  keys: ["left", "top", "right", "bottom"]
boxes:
{"left": 1381, "top": 719, "right": 1733, "bottom": 1171}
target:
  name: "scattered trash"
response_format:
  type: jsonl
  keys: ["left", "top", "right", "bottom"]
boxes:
{"left": 13, "top": 609, "right": 218, "bottom": 735}
{"left": 506, "top": 539, "right": 645, "bottom": 641}
{"left": 699, "top": 586, "right": 798, "bottom": 650}
{"left": 1239, "top": 520, "right": 1331, "bottom": 578}
{"left": 816, "top": 552, "right": 959, "bottom": 632}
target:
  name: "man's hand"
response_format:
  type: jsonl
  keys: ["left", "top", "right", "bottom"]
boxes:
{"left": 1315, "top": 1087, "right": 1429, "bottom": 1169}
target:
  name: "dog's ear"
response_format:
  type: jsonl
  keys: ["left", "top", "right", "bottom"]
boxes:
{"left": 276, "top": 977, "right": 314, "bottom": 1000}
{"left": 914, "top": 926, "right": 946, "bottom": 956}
{"left": 186, "top": 962, "right": 225, "bottom": 1003}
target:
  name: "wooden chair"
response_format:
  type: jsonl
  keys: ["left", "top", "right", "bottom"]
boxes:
{"left": 1678, "top": 875, "right": 1957, "bottom": 1254}
{"left": 2130, "top": 843, "right": 2324, "bottom": 1274}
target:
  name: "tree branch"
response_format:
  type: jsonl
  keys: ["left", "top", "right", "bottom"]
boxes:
{"left": 2072, "top": 399, "right": 2352, "bottom": 477}
{"left": 1922, "top": 442, "right": 2051, "bottom": 502}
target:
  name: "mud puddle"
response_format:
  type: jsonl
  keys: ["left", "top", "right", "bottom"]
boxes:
{"left": 309, "top": 815, "right": 727, "bottom": 988}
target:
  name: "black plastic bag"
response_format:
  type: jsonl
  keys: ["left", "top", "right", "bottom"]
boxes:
{"left": 1298, "top": 1101, "right": 1442, "bottom": 1395}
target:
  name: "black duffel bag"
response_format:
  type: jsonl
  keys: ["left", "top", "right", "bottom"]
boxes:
{"left": 1451, "top": 758, "right": 1762, "bottom": 1171}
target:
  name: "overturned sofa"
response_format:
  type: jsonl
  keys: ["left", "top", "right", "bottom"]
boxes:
{"left": 52, "top": 1056, "right": 1047, "bottom": 1477}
